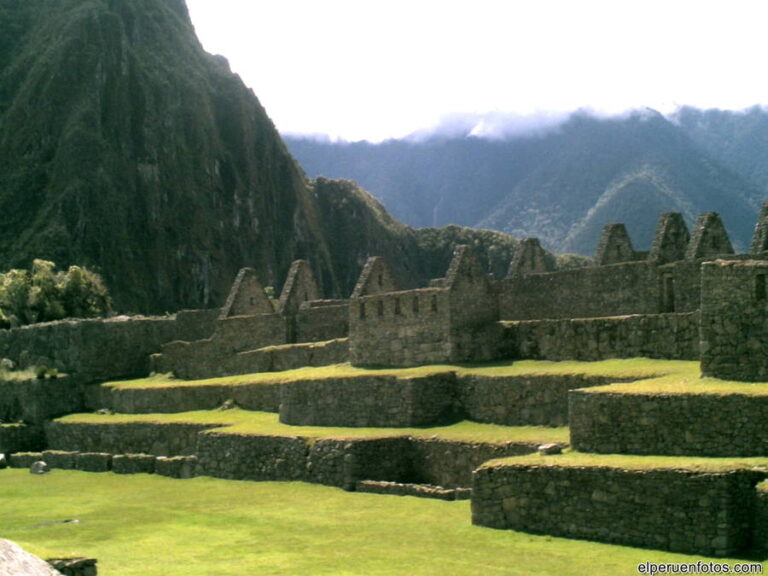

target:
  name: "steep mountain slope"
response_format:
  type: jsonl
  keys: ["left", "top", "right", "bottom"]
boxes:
{"left": 0, "top": 0, "right": 529, "bottom": 312}
{"left": 674, "top": 106, "right": 768, "bottom": 197}
{"left": 287, "top": 111, "right": 764, "bottom": 255}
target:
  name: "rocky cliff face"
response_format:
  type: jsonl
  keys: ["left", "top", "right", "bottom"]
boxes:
{"left": 0, "top": 0, "right": 528, "bottom": 313}
{"left": 1, "top": 0, "right": 329, "bottom": 311}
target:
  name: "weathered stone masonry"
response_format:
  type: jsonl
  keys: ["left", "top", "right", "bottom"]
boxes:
{"left": 472, "top": 460, "right": 762, "bottom": 557}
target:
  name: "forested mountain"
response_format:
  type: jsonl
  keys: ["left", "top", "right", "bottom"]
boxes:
{"left": 287, "top": 110, "right": 765, "bottom": 255}
{"left": 0, "top": 0, "right": 525, "bottom": 312}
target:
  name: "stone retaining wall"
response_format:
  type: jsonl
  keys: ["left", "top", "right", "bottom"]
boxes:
{"left": 506, "top": 312, "right": 700, "bottom": 361}
{"left": 753, "top": 481, "right": 768, "bottom": 552}
{"left": 459, "top": 374, "right": 625, "bottom": 427}
{"left": 279, "top": 374, "right": 460, "bottom": 427}
{"left": 0, "top": 377, "right": 88, "bottom": 424}
{"left": 0, "top": 424, "right": 45, "bottom": 453}
{"left": 410, "top": 438, "right": 541, "bottom": 488}
{"left": 570, "top": 389, "right": 768, "bottom": 456}
{"left": 45, "top": 421, "right": 217, "bottom": 456}
{"left": 38, "top": 423, "right": 541, "bottom": 489}
{"left": 195, "top": 432, "right": 309, "bottom": 481}
{"left": 472, "top": 460, "right": 763, "bottom": 556}
{"left": 88, "top": 382, "right": 281, "bottom": 414}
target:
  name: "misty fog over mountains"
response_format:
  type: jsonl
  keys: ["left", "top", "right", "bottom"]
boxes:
{"left": 286, "top": 107, "right": 768, "bottom": 256}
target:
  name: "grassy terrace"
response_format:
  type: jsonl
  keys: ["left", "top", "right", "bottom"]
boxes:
{"left": 583, "top": 363, "right": 768, "bottom": 396}
{"left": 55, "top": 409, "right": 569, "bottom": 445}
{"left": 483, "top": 451, "right": 768, "bottom": 473}
{"left": 2, "top": 470, "right": 760, "bottom": 576}
{"left": 104, "top": 358, "right": 695, "bottom": 390}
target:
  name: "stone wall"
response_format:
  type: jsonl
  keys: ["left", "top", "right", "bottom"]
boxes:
{"left": 570, "top": 388, "right": 768, "bottom": 456}
{"left": 0, "top": 423, "right": 45, "bottom": 453}
{"left": 0, "top": 310, "right": 217, "bottom": 384}
{"left": 505, "top": 312, "right": 700, "bottom": 361}
{"left": 279, "top": 374, "right": 459, "bottom": 427}
{"left": 295, "top": 301, "right": 349, "bottom": 343}
{"left": 349, "top": 289, "right": 452, "bottom": 366}
{"left": 45, "top": 421, "right": 217, "bottom": 456}
{"left": 87, "top": 381, "right": 281, "bottom": 414}
{"left": 754, "top": 481, "right": 768, "bottom": 552}
{"left": 500, "top": 262, "right": 662, "bottom": 321}
{"left": 458, "top": 374, "right": 626, "bottom": 426}
{"left": 47, "top": 557, "right": 98, "bottom": 576}
{"left": 0, "top": 376, "right": 85, "bottom": 424}
{"left": 410, "top": 439, "right": 539, "bottom": 488}
{"left": 700, "top": 260, "right": 768, "bottom": 381}
{"left": 472, "top": 459, "right": 762, "bottom": 556}
{"left": 231, "top": 338, "right": 348, "bottom": 375}
{"left": 154, "top": 313, "right": 288, "bottom": 379}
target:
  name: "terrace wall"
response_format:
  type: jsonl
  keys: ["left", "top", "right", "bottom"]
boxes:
{"left": 458, "top": 374, "right": 626, "bottom": 427}
{"left": 472, "top": 462, "right": 762, "bottom": 556}
{"left": 45, "top": 421, "right": 216, "bottom": 456}
{"left": 569, "top": 389, "right": 768, "bottom": 456}
{"left": 279, "top": 374, "right": 459, "bottom": 428}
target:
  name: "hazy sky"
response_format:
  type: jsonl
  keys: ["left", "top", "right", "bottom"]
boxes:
{"left": 185, "top": 1, "right": 768, "bottom": 142}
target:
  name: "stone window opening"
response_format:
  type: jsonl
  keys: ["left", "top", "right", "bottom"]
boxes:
{"left": 359, "top": 302, "right": 366, "bottom": 320}
{"left": 757, "top": 274, "right": 767, "bottom": 302}
{"left": 431, "top": 295, "right": 438, "bottom": 313}
{"left": 377, "top": 273, "right": 383, "bottom": 287}
{"left": 377, "top": 300, "right": 384, "bottom": 317}
{"left": 395, "top": 298, "right": 402, "bottom": 315}
{"left": 249, "top": 297, "right": 255, "bottom": 305}
{"left": 412, "top": 296, "right": 420, "bottom": 315}
{"left": 303, "top": 292, "right": 308, "bottom": 302}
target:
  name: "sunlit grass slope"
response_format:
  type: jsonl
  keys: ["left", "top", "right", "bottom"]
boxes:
{"left": 2, "top": 470, "right": 761, "bottom": 576}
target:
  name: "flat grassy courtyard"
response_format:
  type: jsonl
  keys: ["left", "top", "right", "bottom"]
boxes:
{"left": 2, "top": 469, "right": 763, "bottom": 575}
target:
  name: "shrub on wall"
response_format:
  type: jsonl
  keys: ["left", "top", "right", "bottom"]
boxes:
{"left": 0, "top": 260, "right": 111, "bottom": 327}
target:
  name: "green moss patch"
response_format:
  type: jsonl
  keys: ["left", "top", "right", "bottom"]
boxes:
{"left": 482, "top": 451, "right": 768, "bottom": 473}
{"left": 584, "top": 362, "right": 768, "bottom": 396}
{"left": 105, "top": 358, "right": 695, "bottom": 391}
{"left": 56, "top": 409, "right": 568, "bottom": 445}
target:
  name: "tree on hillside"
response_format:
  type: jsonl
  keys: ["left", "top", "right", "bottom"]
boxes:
{"left": 0, "top": 260, "right": 111, "bottom": 327}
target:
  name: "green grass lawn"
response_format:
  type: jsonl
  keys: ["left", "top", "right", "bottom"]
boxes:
{"left": 56, "top": 409, "right": 570, "bottom": 445}
{"left": 104, "top": 358, "right": 695, "bottom": 390}
{"left": 483, "top": 451, "right": 768, "bottom": 473}
{"left": 1, "top": 469, "right": 761, "bottom": 576}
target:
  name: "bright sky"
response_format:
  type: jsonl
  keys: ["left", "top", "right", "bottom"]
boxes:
{"left": 185, "top": 0, "right": 768, "bottom": 142}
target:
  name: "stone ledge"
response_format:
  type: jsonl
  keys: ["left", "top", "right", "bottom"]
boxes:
{"left": 47, "top": 557, "right": 98, "bottom": 576}
{"left": 356, "top": 480, "right": 471, "bottom": 500}
{"left": 569, "top": 386, "right": 768, "bottom": 456}
{"left": 472, "top": 454, "right": 767, "bottom": 557}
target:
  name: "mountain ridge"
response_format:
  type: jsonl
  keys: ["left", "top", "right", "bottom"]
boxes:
{"left": 287, "top": 109, "right": 766, "bottom": 256}
{"left": 0, "top": 0, "right": 530, "bottom": 312}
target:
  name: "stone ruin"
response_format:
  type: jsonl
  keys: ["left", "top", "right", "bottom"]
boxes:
{"left": 7, "top": 205, "right": 768, "bottom": 562}
{"left": 58, "top": 204, "right": 768, "bottom": 381}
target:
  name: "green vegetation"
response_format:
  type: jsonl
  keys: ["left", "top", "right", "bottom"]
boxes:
{"left": 113, "top": 358, "right": 690, "bottom": 391}
{"left": 56, "top": 409, "right": 568, "bottom": 445}
{"left": 1, "top": 470, "right": 756, "bottom": 575}
{"left": 0, "top": 259, "right": 110, "bottom": 327}
{"left": 585, "top": 363, "right": 768, "bottom": 396}
{"left": 483, "top": 451, "right": 768, "bottom": 473}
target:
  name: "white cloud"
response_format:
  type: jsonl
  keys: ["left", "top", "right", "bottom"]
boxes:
{"left": 186, "top": 0, "right": 768, "bottom": 141}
